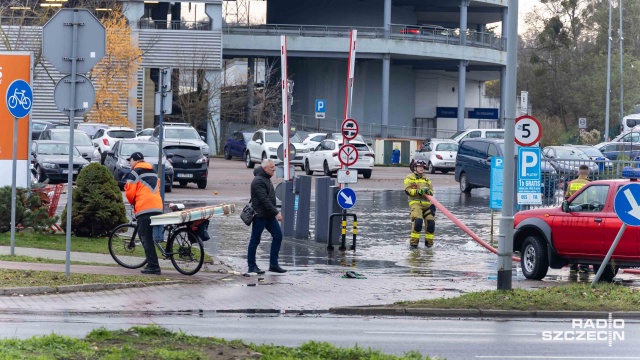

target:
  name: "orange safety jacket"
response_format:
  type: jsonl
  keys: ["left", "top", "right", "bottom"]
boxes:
{"left": 124, "top": 162, "right": 163, "bottom": 216}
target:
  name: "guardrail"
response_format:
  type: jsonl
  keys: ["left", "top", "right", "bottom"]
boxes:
{"left": 223, "top": 23, "right": 505, "bottom": 51}
{"left": 136, "top": 20, "right": 211, "bottom": 31}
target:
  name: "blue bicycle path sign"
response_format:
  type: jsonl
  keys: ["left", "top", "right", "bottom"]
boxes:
{"left": 614, "top": 183, "right": 640, "bottom": 226}
{"left": 337, "top": 188, "right": 357, "bottom": 209}
{"left": 6, "top": 79, "right": 33, "bottom": 118}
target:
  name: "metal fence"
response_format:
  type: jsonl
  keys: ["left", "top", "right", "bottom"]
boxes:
{"left": 136, "top": 20, "right": 211, "bottom": 31}
{"left": 529, "top": 158, "right": 640, "bottom": 208}
{"left": 223, "top": 24, "right": 384, "bottom": 38}
{"left": 389, "top": 24, "right": 505, "bottom": 51}
{"left": 290, "top": 113, "right": 457, "bottom": 140}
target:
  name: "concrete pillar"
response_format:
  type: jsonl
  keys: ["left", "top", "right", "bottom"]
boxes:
{"left": 122, "top": 1, "right": 145, "bottom": 127}
{"left": 247, "top": 57, "right": 255, "bottom": 123}
{"left": 384, "top": 0, "right": 392, "bottom": 39}
{"left": 205, "top": 3, "right": 223, "bottom": 31}
{"left": 205, "top": 70, "right": 221, "bottom": 154}
{"left": 315, "top": 177, "right": 336, "bottom": 243}
{"left": 381, "top": 54, "right": 390, "bottom": 138}
{"left": 460, "top": 0, "right": 469, "bottom": 46}
{"left": 457, "top": 61, "right": 467, "bottom": 131}
{"left": 294, "top": 175, "right": 312, "bottom": 239}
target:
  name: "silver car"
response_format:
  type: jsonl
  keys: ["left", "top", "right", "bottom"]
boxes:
{"left": 412, "top": 139, "right": 458, "bottom": 174}
{"left": 38, "top": 128, "right": 101, "bottom": 163}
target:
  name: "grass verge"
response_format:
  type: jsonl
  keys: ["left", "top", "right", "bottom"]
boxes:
{"left": 0, "top": 269, "right": 177, "bottom": 288}
{"left": 0, "top": 325, "right": 431, "bottom": 360}
{"left": 0, "top": 254, "right": 116, "bottom": 267}
{"left": 0, "top": 232, "right": 214, "bottom": 264}
{"left": 396, "top": 283, "right": 640, "bottom": 311}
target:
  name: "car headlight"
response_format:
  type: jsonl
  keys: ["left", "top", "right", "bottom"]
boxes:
{"left": 118, "top": 160, "right": 131, "bottom": 170}
{"left": 201, "top": 145, "right": 209, "bottom": 153}
{"left": 298, "top": 148, "right": 309, "bottom": 153}
{"left": 41, "top": 162, "right": 57, "bottom": 169}
{"left": 268, "top": 147, "right": 278, "bottom": 152}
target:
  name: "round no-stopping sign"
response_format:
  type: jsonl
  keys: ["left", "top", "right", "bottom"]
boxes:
{"left": 515, "top": 115, "right": 542, "bottom": 147}
{"left": 338, "top": 144, "right": 358, "bottom": 167}
{"left": 342, "top": 118, "right": 359, "bottom": 141}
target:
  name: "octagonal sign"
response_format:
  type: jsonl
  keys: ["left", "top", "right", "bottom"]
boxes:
{"left": 42, "top": 9, "right": 106, "bottom": 74}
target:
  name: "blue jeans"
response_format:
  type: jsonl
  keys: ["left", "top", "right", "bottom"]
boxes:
{"left": 247, "top": 216, "right": 282, "bottom": 269}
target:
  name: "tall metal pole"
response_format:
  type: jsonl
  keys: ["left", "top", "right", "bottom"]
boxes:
{"left": 280, "top": 35, "right": 290, "bottom": 181}
{"left": 64, "top": 10, "right": 81, "bottom": 277}
{"left": 157, "top": 68, "right": 166, "bottom": 202}
{"left": 10, "top": 117, "right": 18, "bottom": 256}
{"left": 605, "top": 0, "right": 612, "bottom": 142}
{"left": 619, "top": 0, "right": 624, "bottom": 131}
{"left": 497, "top": 0, "right": 519, "bottom": 291}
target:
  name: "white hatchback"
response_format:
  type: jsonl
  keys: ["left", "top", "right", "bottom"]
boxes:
{"left": 92, "top": 127, "right": 137, "bottom": 164}
{"left": 412, "top": 139, "right": 458, "bottom": 174}
{"left": 302, "top": 139, "right": 374, "bottom": 179}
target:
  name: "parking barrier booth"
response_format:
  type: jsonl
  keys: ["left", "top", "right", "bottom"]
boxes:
{"left": 327, "top": 212, "right": 357, "bottom": 251}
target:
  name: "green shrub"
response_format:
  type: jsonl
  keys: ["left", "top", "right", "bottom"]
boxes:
{"left": 61, "top": 163, "right": 127, "bottom": 237}
{"left": 0, "top": 187, "right": 57, "bottom": 233}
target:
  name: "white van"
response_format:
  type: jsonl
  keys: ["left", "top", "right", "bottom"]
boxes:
{"left": 622, "top": 114, "right": 640, "bottom": 134}
{"left": 450, "top": 128, "right": 505, "bottom": 143}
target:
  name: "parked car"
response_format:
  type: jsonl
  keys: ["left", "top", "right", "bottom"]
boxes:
{"left": 612, "top": 129, "right": 640, "bottom": 143}
{"left": 75, "top": 122, "right": 109, "bottom": 138}
{"left": 223, "top": 131, "right": 253, "bottom": 160}
{"left": 31, "top": 120, "right": 69, "bottom": 140}
{"left": 135, "top": 128, "right": 154, "bottom": 141}
{"left": 566, "top": 144, "right": 613, "bottom": 170}
{"left": 302, "top": 139, "right": 374, "bottom": 178}
{"left": 150, "top": 123, "right": 210, "bottom": 160}
{"left": 92, "top": 127, "right": 137, "bottom": 164}
{"left": 325, "top": 132, "right": 373, "bottom": 147}
{"left": 411, "top": 139, "right": 458, "bottom": 174}
{"left": 595, "top": 142, "right": 640, "bottom": 160}
{"left": 400, "top": 24, "right": 451, "bottom": 37}
{"left": 301, "top": 132, "right": 327, "bottom": 150}
{"left": 450, "top": 128, "right": 505, "bottom": 144}
{"left": 513, "top": 177, "right": 640, "bottom": 282}
{"left": 103, "top": 140, "right": 174, "bottom": 192}
{"left": 244, "top": 129, "right": 309, "bottom": 169}
{"left": 31, "top": 141, "right": 89, "bottom": 184}
{"left": 542, "top": 146, "right": 600, "bottom": 175}
{"left": 163, "top": 142, "right": 209, "bottom": 189}
{"left": 38, "top": 128, "right": 100, "bottom": 163}
{"left": 455, "top": 139, "right": 557, "bottom": 197}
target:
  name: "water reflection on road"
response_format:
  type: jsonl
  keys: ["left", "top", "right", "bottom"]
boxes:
{"left": 206, "top": 187, "right": 508, "bottom": 279}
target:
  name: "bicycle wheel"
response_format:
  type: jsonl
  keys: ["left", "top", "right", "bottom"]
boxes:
{"left": 8, "top": 96, "right": 17, "bottom": 109}
{"left": 167, "top": 228, "right": 204, "bottom": 275}
{"left": 22, "top": 97, "right": 31, "bottom": 110}
{"left": 108, "top": 223, "right": 148, "bottom": 269}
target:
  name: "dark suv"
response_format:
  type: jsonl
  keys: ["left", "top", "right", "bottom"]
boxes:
{"left": 455, "top": 139, "right": 557, "bottom": 197}
{"left": 163, "top": 142, "right": 209, "bottom": 189}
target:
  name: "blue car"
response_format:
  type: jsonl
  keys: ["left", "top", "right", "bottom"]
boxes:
{"left": 224, "top": 131, "right": 253, "bottom": 160}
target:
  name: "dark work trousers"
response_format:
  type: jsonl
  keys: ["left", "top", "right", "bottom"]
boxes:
{"left": 247, "top": 216, "right": 283, "bottom": 269}
{"left": 138, "top": 212, "right": 161, "bottom": 270}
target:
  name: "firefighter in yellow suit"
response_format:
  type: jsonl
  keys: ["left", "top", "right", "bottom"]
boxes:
{"left": 404, "top": 159, "right": 435, "bottom": 248}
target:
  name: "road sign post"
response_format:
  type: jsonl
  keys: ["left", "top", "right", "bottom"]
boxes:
{"left": 592, "top": 183, "right": 640, "bottom": 285}
{"left": 42, "top": 9, "right": 106, "bottom": 277}
{"left": 6, "top": 79, "right": 33, "bottom": 257}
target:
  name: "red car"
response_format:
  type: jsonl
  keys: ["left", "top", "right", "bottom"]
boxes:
{"left": 513, "top": 178, "right": 640, "bottom": 282}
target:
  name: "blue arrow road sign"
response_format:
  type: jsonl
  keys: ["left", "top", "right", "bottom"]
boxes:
{"left": 315, "top": 99, "right": 326, "bottom": 113}
{"left": 5, "top": 79, "right": 33, "bottom": 118}
{"left": 337, "top": 188, "right": 356, "bottom": 209}
{"left": 614, "top": 183, "right": 640, "bottom": 226}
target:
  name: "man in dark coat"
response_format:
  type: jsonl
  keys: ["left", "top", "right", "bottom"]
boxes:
{"left": 247, "top": 159, "right": 286, "bottom": 274}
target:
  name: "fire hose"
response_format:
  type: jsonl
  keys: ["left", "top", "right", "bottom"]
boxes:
{"left": 426, "top": 195, "right": 640, "bottom": 275}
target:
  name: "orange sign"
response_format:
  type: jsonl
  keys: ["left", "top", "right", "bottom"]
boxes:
{"left": 0, "top": 53, "right": 31, "bottom": 161}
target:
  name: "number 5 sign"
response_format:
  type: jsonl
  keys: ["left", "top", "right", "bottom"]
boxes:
{"left": 515, "top": 115, "right": 542, "bottom": 147}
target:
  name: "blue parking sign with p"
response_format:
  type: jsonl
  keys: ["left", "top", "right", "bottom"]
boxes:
{"left": 517, "top": 147, "right": 542, "bottom": 205}
{"left": 315, "top": 99, "right": 326, "bottom": 113}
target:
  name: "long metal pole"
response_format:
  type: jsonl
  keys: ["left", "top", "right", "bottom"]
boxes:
{"left": 497, "top": 0, "right": 519, "bottom": 290}
{"left": 591, "top": 223, "right": 626, "bottom": 286}
{"left": 619, "top": 0, "right": 624, "bottom": 131}
{"left": 604, "top": 0, "right": 612, "bottom": 142}
{"left": 65, "top": 10, "right": 80, "bottom": 277}
{"left": 10, "top": 117, "right": 18, "bottom": 256}
{"left": 157, "top": 68, "right": 166, "bottom": 202}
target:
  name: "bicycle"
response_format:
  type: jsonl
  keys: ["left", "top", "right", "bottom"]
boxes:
{"left": 8, "top": 88, "right": 31, "bottom": 110}
{"left": 108, "top": 205, "right": 205, "bottom": 275}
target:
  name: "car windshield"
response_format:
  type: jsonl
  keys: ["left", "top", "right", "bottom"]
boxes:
{"left": 554, "top": 148, "right": 590, "bottom": 160}
{"left": 164, "top": 146, "right": 202, "bottom": 158}
{"left": 339, "top": 142, "right": 369, "bottom": 152}
{"left": 578, "top": 147, "right": 603, "bottom": 157}
{"left": 436, "top": 143, "right": 458, "bottom": 151}
{"left": 107, "top": 130, "right": 136, "bottom": 139}
{"left": 51, "top": 131, "right": 93, "bottom": 145}
{"left": 37, "top": 143, "right": 80, "bottom": 156}
{"left": 265, "top": 133, "right": 302, "bottom": 143}
{"left": 450, "top": 131, "right": 465, "bottom": 139}
{"left": 330, "top": 134, "right": 366, "bottom": 143}
{"left": 120, "top": 143, "right": 160, "bottom": 157}
{"left": 165, "top": 128, "right": 200, "bottom": 140}
{"left": 77, "top": 124, "right": 108, "bottom": 136}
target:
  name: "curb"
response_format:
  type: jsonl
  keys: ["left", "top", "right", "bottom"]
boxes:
{"left": 0, "top": 281, "right": 187, "bottom": 296}
{"left": 329, "top": 307, "right": 640, "bottom": 319}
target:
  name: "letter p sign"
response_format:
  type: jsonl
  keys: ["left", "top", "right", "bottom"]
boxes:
{"left": 518, "top": 147, "right": 541, "bottom": 179}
